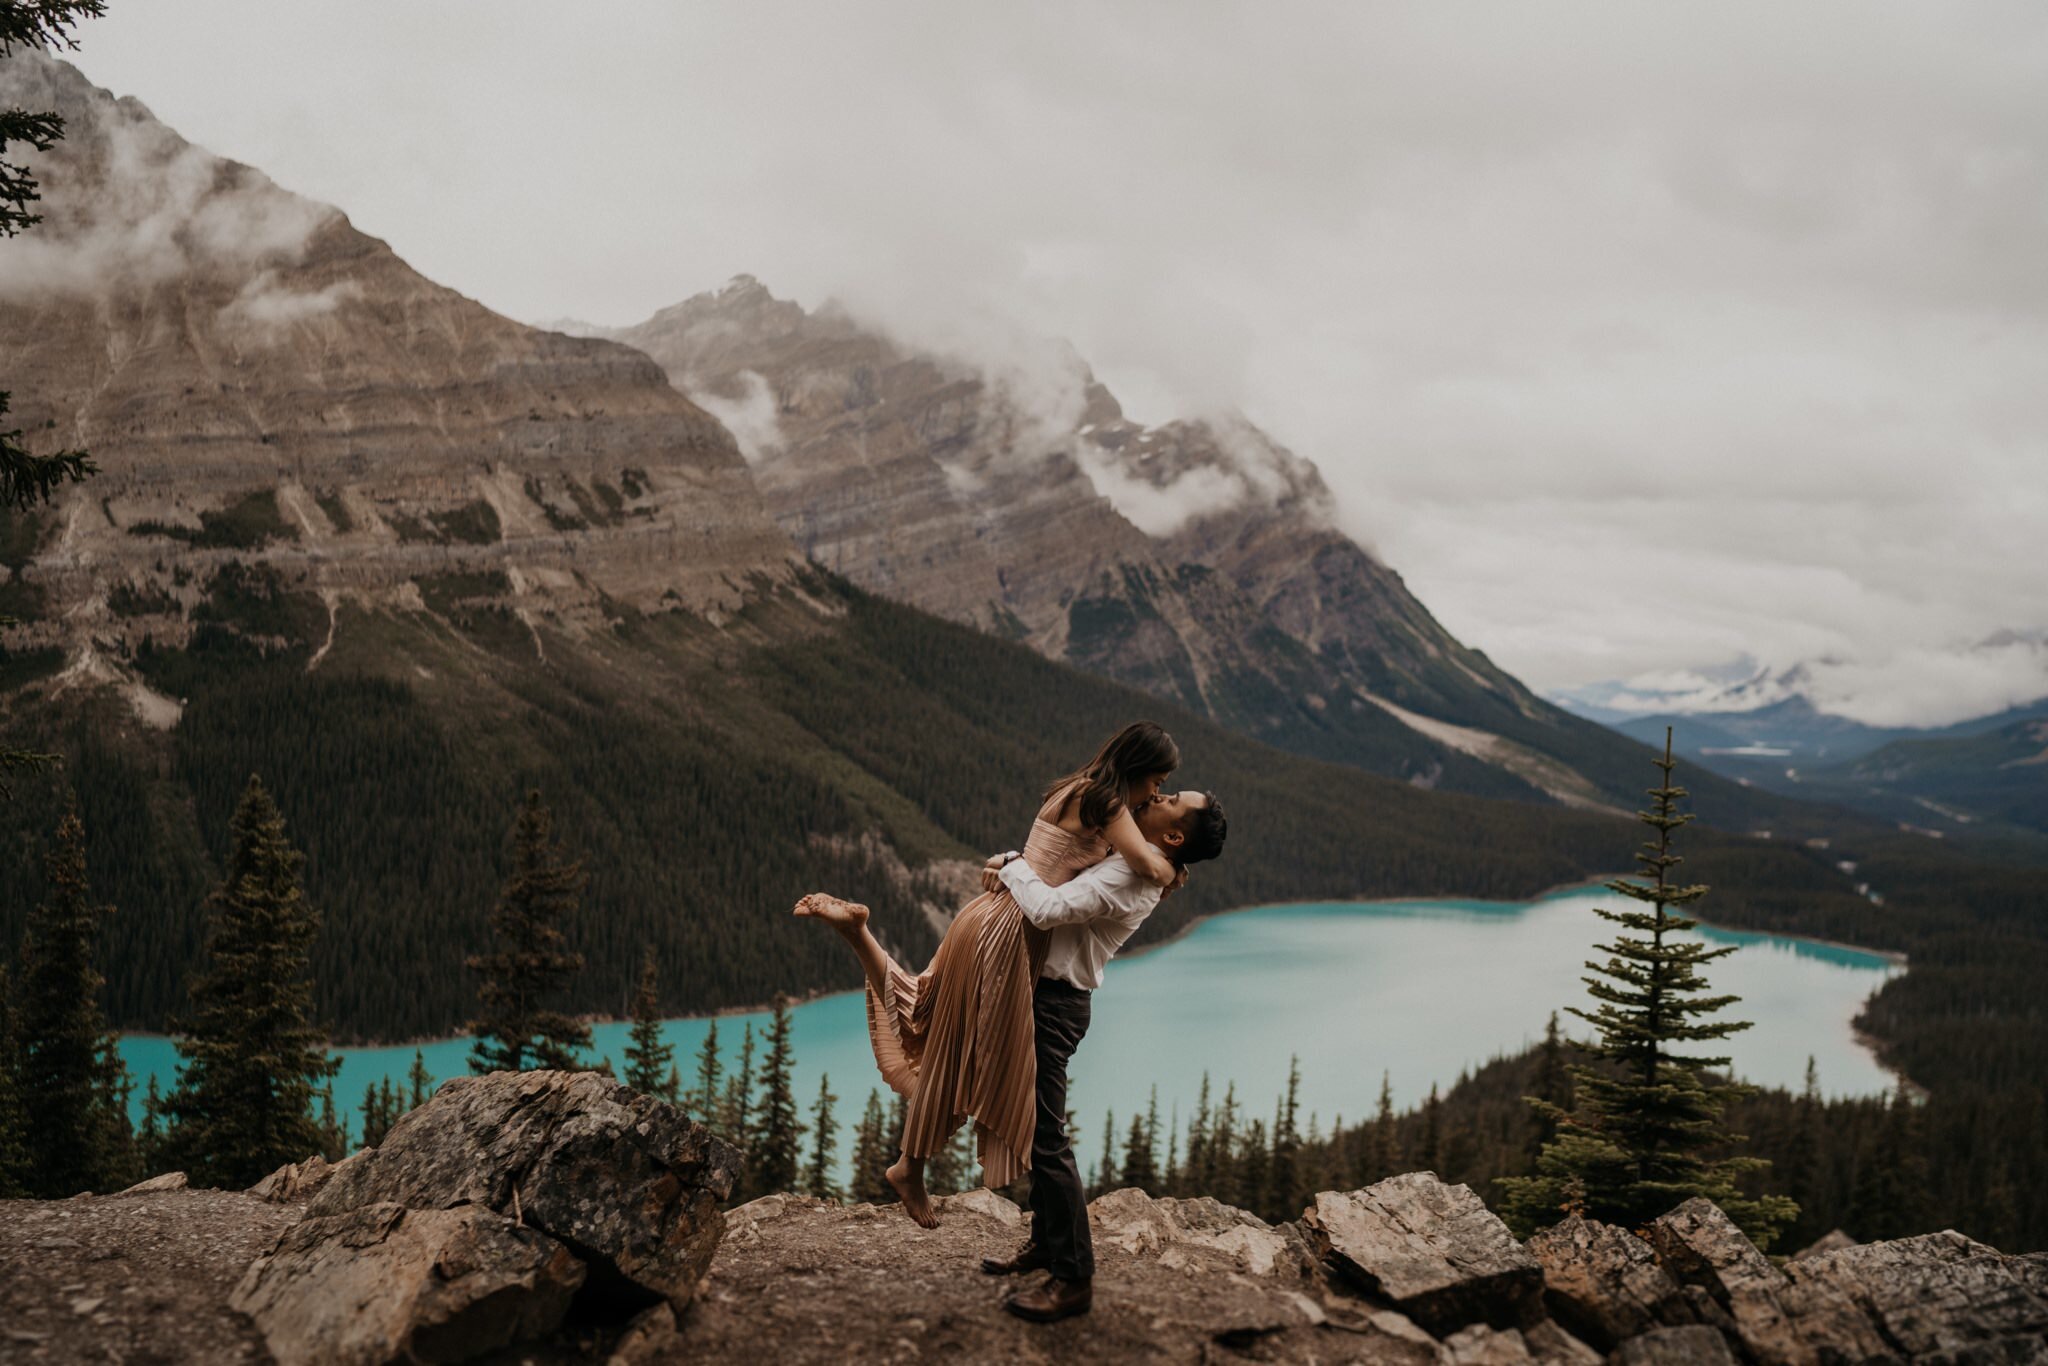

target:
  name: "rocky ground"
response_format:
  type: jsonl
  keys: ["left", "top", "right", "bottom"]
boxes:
{"left": 0, "top": 1182, "right": 291, "bottom": 1365}
{"left": 4, "top": 1073, "right": 2044, "bottom": 1365}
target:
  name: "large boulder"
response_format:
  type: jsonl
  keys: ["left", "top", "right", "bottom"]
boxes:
{"left": 308, "top": 1070, "right": 739, "bottom": 1313}
{"left": 1527, "top": 1215, "right": 1699, "bottom": 1349}
{"left": 1646, "top": 1199, "right": 1888, "bottom": 1366}
{"left": 1090, "top": 1187, "right": 1308, "bottom": 1278}
{"left": 1784, "top": 1230, "right": 2048, "bottom": 1362}
{"left": 229, "top": 1202, "right": 585, "bottom": 1366}
{"left": 1302, "top": 1172, "right": 1544, "bottom": 1335}
{"left": 1609, "top": 1325, "right": 1741, "bottom": 1366}
{"left": 247, "top": 1154, "right": 345, "bottom": 1205}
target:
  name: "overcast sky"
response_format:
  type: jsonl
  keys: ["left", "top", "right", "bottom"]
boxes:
{"left": 58, "top": 2, "right": 2048, "bottom": 725}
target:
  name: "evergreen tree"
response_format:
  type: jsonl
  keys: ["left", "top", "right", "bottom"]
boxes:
{"left": 406, "top": 1049, "right": 433, "bottom": 1110}
{"left": 1500, "top": 733, "right": 1797, "bottom": 1245}
{"left": 360, "top": 1081, "right": 391, "bottom": 1148}
{"left": 15, "top": 803, "right": 132, "bottom": 1196}
{"left": 849, "top": 1089, "right": 892, "bottom": 1204}
{"left": 160, "top": 777, "right": 337, "bottom": 1188}
{"left": 1786, "top": 1057, "right": 1823, "bottom": 1218}
{"left": 0, "top": 965, "right": 30, "bottom": 1197}
{"left": 622, "top": 946, "right": 675, "bottom": 1097}
{"left": 689, "top": 1020, "right": 723, "bottom": 1126}
{"left": 1529, "top": 1012, "right": 1573, "bottom": 1158}
{"left": 316, "top": 1083, "right": 344, "bottom": 1161}
{"left": 1420, "top": 1084, "right": 1444, "bottom": 1173}
{"left": 1093, "top": 1109, "right": 1118, "bottom": 1195}
{"left": 718, "top": 1023, "right": 755, "bottom": 1147}
{"left": 663, "top": 1064, "right": 683, "bottom": 1106}
{"left": 1121, "top": 1110, "right": 1158, "bottom": 1193}
{"left": 1269, "top": 1058, "right": 1302, "bottom": 1215}
{"left": 747, "top": 999, "right": 800, "bottom": 1196}
{"left": 136, "top": 1073, "right": 164, "bottom": 1176}
{"left": 926, "top": 1121, "right": 972, "bottom": 1196}
{"left": 466, "top": 789, "right": 591, "bottom": 1074}
{"left": 1850, "top": 1080, "right": 1931, "bottom": 1240}
{"left": 1125, "top": 1086, "right": 1162, "bottom": 1194}
{"left": 804, "top": 1073, "right": 839, "bottom": 1200}
{"left": 1237, "top": 1119, "right": 1270, "bottom": 1217}
{"left": 1184, "top": 1074, "right": 1212, "bottom": 1188}
{"left": 1361, "top": 1072, "right": 1399, "bottom": 1184}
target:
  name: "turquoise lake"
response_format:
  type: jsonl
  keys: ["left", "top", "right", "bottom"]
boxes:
{"left": 117, "top": 887, "right": 1901, "bottom": 1180}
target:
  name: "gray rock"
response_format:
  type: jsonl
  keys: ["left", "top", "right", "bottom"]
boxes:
{"left": 1445, "top": 1325, "right": 1539, "bottom": 1365}
{"left": 1526, "top": 1319, "right": 1605, "bottom": 1366}
{"left": 308, "top": 1069, "right": 739, "bottom": 1312}
{"left": 1647, "top": 1200, "right": 1889, "bottom": 1366}
{"left": 1608, "top": 1325, "right": 1740, "bottom": 1366}
{"left": 246, "top": 1155, "right": 340, "bottom": 1204}
{"left": 1786, "top": 1230, "right": 2048, "bottom": 1362}
{"left": 1091, "top": 1187, "right": 1308, "bottom": 1279}
{"left": 116, "top": 1172, "right": 187, "bottom": 1195}
{"left": 1304, "top": 1172, "right": 1544, "bottom": 1335}
{"left": 1788, "top": 1229, "right": 1856, "bottom": 1263}
{"left": 1528, "top": 1216, "right": 1698, "bottom": 1350}
{"left": 229, "top": 1202, "right": 584, "bottom": 1366}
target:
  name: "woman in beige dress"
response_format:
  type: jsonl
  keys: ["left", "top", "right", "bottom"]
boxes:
{"left": 795, "top": 721, "right": 1182, "bottom": 1226}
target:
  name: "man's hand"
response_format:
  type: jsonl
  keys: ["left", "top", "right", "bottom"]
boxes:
{"left": 981, "top": 852, "right": 1008, "bottom": 894}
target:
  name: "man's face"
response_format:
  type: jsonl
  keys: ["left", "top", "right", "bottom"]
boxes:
{"left": 1135, "top": 789, "right": 1207, "bottom": 852}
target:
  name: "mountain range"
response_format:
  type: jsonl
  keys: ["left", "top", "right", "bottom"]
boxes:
{"left": 0, "top": 53, "right": 1871, "bottom": 1039}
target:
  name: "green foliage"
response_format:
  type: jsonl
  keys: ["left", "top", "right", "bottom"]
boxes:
{"left": 0, "top": 965, "right": 34, "bottom": 1196}
{"left": 804, "top": 1072, "right": 839, "bottom": 1200}
{"left": 687, "top": 1020, "right": 721, "bottom": 1126}
{"left": 13, "top": 802, "right": 133, "bottom": 1196}
{"left": 406, "top": 1049, "right": 433, "bottom": 1109}
{"left": 194, "top": 561, "right": 327, "bottom": 642}
{"left": 467, "top": 790, "right": 593, "bottom": 1073}
{"left": 107, "top": 580, "right": 178, "bottom": 618}
{"left": 131, "top": 490, "right": 298, "bottom": 550}
{"left": 622, "top": 945, "right": 675, "bottom": 1098}
{"left": 159, "top": 775, "right": 337, "bottom": 1188}
{"left": 744, "top": 998, "right": 801, "bottom": 1198}
{"left": 1500, "top": 735, "right": 1796, "bottom": 1245}
{"left": 848, "top": 1088, "right": 892, "bottom": 1204}
{"left": 360, "top": 1076, "right": 401, "bottom": 1147}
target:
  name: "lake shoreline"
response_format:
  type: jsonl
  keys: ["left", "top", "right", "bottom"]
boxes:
{"left": 117, "top": 875, "right": 1907, "bottom": 1052}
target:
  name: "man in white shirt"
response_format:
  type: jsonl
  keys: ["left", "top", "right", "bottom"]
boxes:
{"left": 985, "top": 788, "right": 1228, "bottom": 1324}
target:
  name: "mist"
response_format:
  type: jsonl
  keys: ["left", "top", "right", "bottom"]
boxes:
{"left": 40, "top": 2, "right": 2048, "bottom": 722}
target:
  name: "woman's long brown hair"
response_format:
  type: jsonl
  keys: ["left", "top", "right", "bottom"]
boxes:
{"left": 1045, "top": 722, "right": 1181, "bottom": 831}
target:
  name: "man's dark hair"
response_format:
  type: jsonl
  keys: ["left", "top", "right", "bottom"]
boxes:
{"left": 1174, "top": 793, "right": 1227, "bottom": 868}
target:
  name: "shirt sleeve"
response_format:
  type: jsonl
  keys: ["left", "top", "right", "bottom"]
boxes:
{"left": 1000, "top": 854, "right": 1149, "bottom": 929}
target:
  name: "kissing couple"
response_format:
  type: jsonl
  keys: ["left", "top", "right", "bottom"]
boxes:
{"left": 795, "top": 721, "right": 1228, "bottom": 1324}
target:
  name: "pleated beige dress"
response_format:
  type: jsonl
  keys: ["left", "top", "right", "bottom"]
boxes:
{"left": 864, "top": 790, "right": 1109, "bottom": 1188}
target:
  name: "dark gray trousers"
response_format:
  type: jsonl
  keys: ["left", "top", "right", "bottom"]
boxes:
{"left": 1028, "top": 976, "right": 1094, "bottom": 1281}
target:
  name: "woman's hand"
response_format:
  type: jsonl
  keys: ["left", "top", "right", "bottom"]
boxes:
{"left": 981, "top": 852, "right": 1009, "bottom": 894}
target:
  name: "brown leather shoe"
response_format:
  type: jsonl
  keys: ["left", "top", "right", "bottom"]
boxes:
{"left": 981, "top": 1240, "right": 1051, "bottom": 1276}
{"left": 1003, "top": 1275, "right": 1093, "bottom": 1323}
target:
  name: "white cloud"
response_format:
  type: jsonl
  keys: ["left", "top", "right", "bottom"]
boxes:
{"left": 218, "top": 270, "right": 360, "bottom": 333}
{"left": 37, "top": 4, "right": 2048, "bottom": 725}
{"left": 685, "top": 369, "right": 783, "bottom": 465}
{"left": 0, "top": 53, "right": 336, "bottom": 300}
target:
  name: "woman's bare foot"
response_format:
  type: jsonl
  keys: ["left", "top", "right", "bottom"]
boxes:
{"left": 793, "top": 893, "right": 869, "bottom": 929}
{"left": 885, "top": 1156, "right": 939, "bottom": 1228}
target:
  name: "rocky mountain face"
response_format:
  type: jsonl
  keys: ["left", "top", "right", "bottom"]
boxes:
{"left": 604, "top": 278, "right": 1652, "bottom": 809}
{"left": 5, "top": 1072, "right": 2041, "bottom": 1364}
{"left": 0, "top": 53, "right": 799, "bottom": 686}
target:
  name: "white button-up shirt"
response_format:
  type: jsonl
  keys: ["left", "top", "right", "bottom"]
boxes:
{"left": 1000, "top": 852, "right": 1165, "bottom": 991}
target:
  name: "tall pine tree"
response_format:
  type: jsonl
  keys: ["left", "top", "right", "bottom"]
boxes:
{"left": 1500, "top": 732, "right": 1796, "bottom": 1244}
{"left": 0, "top": 965, "right": 31, "bottom": 1197}
{"left": 161, "top": 776, "right": 337, "bottom": 1188}
{"left": 689, "top": 1020, "right": 722, "bottom": 1126}
{"left": 467, "top": 789, "right": 592, "bottom": 1073}
{"left": 849, "top": 1089, "right": 892, "bottom": 1204}
{"left": 15, "top": 803, "right": 132, "bottom": 1195}
{"left": 406, "top": 1050, "right": 434, "bottom": 1110}
{"left": 747, "top": 1000, "right": 800, "bottom": 1196}
{"left": 804, "top": 1073, "right": 839, "bottom": 1200}
{"left": 622, "top": 946, "right": 676, "bottom": 1099}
